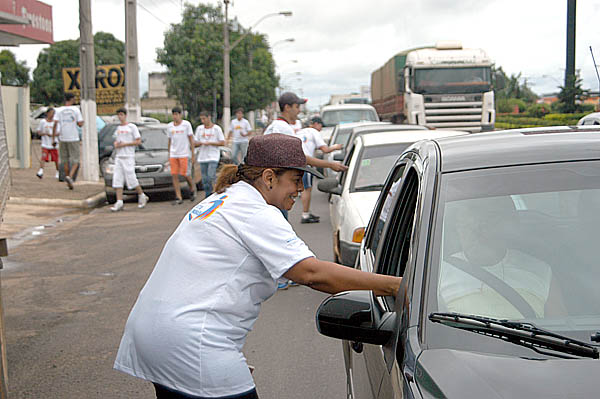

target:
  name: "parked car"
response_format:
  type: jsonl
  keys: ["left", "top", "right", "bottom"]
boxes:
{"left": 577, "top": 112, "right": 600, "bottom": 125}
{"left": 319, "top": 103, "right": 380, "bottom": 142}
{"left": 316, "top": 125, "right": 600, "bottom": 398}
{"left": 102, "top": 124, "right": 232, "bottom": 202}
{"left": 319, "top": 129, "right": 465, "bottom": 266}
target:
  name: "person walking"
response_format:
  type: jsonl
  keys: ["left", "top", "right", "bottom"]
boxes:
{"left": 228, "top": 108, "right": 252, "bottom": 165}
{"left": 167, "top": 107, "right": 196, "bottom": 205}
{"left": 297, "top": 116, "right": 343, "bottom": 224}
{"left": 109, "top": 108, "right": 149, "bottom": 212}
{"left": 53, "top": 93, "right": 83, "bottom": 189}
{"left": 114, "top": 133, "right": 401, "bottom": 399}
{"left": 36, "top": 107, "right": 60, "bottom": 180}
{"left": 194, "top": 111, "right": 225, "bottom": 198}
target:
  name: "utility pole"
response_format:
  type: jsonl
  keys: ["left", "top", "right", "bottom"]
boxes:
{"left": 565, "top": 0, "right": 576, "bottom": 110}
{"left": 125, "top": 0, "right": 141, "bottom": 123}
{"left": 79, "top": 0, "right": 100, "bottom": 181}
{"left": 223, "top": 0, "right": 231, "bottom": 138}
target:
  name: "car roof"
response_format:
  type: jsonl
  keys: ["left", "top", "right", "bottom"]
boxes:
{"left": 432, "top": 126, "right": 600, "bottom": 172}
{"left": 321, "top": 103, "right": 376, "bottom": 111}
{"left": 361, "top": 130, "right": 467, "bottom": 147}
{"left": 335, "top": 121, "right": 390, "bottom": 131}
{"left": 352, "top": 123, "right": 428, "bottom": 134}
{"left": 578, "top": 112, "right": 600, "bottom": 124}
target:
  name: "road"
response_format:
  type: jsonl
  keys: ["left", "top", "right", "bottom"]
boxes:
{"left": 2, "top": 188, "right": 345, "bottom": 398}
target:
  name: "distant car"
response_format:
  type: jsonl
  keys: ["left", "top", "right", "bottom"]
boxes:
{"left": 98, "top": 122, "right": 147, "bottom": 163}
{"left": 316, "top": 125, "right": 600, "bottom": 399}
{"left": 102, "top": 124, "right": 232, "bottom": 203}
{"left": 319, "top": 103, "right": 380, "bottom": 142}
{"left": 577, "top": 112, "right": 600, "bottom": 126}
{"left": 318, "top": 129, "right": 465, "bottom": 266}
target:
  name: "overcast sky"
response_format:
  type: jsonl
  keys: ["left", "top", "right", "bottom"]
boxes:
{"left": 4, "top": 0, "right": 600, "bottom": 110}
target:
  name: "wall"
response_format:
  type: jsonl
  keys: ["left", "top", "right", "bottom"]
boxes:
{"left": 1, "top": 85, "right": 30, "bottom": 168}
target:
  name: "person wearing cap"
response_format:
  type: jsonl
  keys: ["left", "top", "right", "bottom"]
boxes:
{"left": 114, "top": 133, "right": 401, "bottom": 399}
{"left": 297, "top": 116, "right": 343, "bottom": 223}
{"left": 227, "top": 108, "right": 253, "bottom": 165}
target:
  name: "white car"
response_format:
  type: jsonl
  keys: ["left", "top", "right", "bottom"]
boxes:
{"left": 319, "top": 103, "right": 379, "bottom": 142}
{"left": 577, "top": 112, "right": 600, "bottom": 126}
{"left": 318, "top": 129, "right": 466, "bottom": 266}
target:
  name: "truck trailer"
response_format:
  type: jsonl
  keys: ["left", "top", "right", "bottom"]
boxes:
{"left": 371, "top": 42, "right": 495, "bottom": 132}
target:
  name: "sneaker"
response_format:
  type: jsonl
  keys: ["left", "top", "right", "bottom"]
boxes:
{"left": 289, "top": 281, "right": 300, "bottom": 287}
{"left": 172, "top": 198, "right": 183, "bottom": 206}
{"left": 55, "top": 171, "right": 59, "bottom": 179}
{"left": 190, "top": 190, "right": 197, "bottom": 202}
{"left": 36, "top": 168, "right": 43, "bottom": 179}
{"left": 301, "top": 214, "right": 320, "bottom": 224}
{"left": 138, "top": 193, "right": 149, "bottom": 209}
{"left": 110, "top": 201, "right": 124, "bottom": 212}
{"left": 65, "top": 176, "right": 74, "bottom": 190}
{"left": 277, "top": 281, "right": 289, "bottom": 290}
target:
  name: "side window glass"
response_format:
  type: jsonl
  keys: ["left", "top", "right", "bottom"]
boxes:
{"left": 339, "top": 146, "right": 355, "bottom": 187}
{"left": 377, "top": 169, "right": 419, "bottom": 278}
{"left": 369, "top": 164, "right": 406, "bottom": 255}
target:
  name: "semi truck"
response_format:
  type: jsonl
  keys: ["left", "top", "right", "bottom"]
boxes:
{"left": 371, "top": 42, "right": 495, "bottom": 132}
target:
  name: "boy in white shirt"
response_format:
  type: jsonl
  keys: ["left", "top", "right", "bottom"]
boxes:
{"left": 110, "top": 108, "right": 149, "bottom": 212}
{"left": 36, "top": 107, "right": 60, "bottom": 179}
{"left": 227, "top": 108, "right": 253, "bottom": 165}
{"left": 194, "top": 111, "right": 225, "bottom": 198}
{"left": 167, "top": 107, "right": 196, "bottom": 205}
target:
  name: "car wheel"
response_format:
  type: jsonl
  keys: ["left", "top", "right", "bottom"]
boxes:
{"left": 105, "top": 189, "right": 116, "bottom": 204}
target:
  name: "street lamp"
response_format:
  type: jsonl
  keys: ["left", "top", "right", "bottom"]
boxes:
{"left": 271, "top": 38, "right": 295, "bottom": 48}
{"left": 223, "top": 1, "right": 292, "bottom": 135}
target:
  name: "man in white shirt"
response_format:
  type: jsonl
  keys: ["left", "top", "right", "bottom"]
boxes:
{"left": 194, "top": 111, "right": 225, "bottom": 198}
{"left": 167, "top": 107, "right": 196, "bottom": 205}
{"left": 297, "top": 116, "right": 342, "bottom": 223}
{"left": 53, "top": 93, "right": 83, "bottom": 190}
{"left": 228, "top": 108, "right": 253, "bottom": 165}
{"left": 109, "top": 108, "right": 149, "bottom": 212}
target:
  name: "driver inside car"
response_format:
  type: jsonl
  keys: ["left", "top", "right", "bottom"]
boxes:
{"left": 437, "top": 197, "right": 566, "bottom": 320}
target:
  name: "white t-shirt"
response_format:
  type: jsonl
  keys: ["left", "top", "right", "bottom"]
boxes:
{"left": 114, "top": 123, "right": 141, "bottom": 158}
{"left": 263, "top": 119, "right": 295, "bottom": 136}
{"left": 293, "top": 119, "right": 303, "bottom": 133}
{"left": 297, "top": 127, "right": 326, "bottom": 157}
{"left": 54, "top": 105, "right": 83, "bottom": 142}
{"left": 229, "top": 118, "right": 252, "bottom": 143}
{"left": 38, "top": 119, "right": 58, "bottom": 149}
{"left": 167, "top": 120, "right": 194, "bottom": 158}
{"left": 195, "top": 124, "right": 224, "bottom": 163}
{"left": 114, "top": 181, "right": 314, "bottom": 397}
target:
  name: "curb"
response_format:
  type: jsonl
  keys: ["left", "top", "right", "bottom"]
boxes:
{"left": 8, "top": 191, "right": 107, "bottom": 209}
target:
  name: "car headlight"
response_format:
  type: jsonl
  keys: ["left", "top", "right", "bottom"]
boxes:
{"left": 103, "top": 161, "right": 115, "bottom": 175}
{"left": 352, "top": 227, "right": 365, "bottom": 243}
{"left": 162, "top": 161, "right": 171, "bottom": 173}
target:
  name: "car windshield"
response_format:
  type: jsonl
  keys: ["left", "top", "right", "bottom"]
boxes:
{"left": 427, "top": 160, "right": 600, "bottom": 346}
{"left": 332, "top": 126, "right": 355, "bottom": 146}
{"left": 351, "top": 143, "right": 408, "bottom": 191}
{"left": 321, "top": 109, "right": 378, "bottom": 127}
{"left": 138, "top": 129, "right": 168, "bottom": 151}
{"left": 413, "top": 66, "right": 491, "bottom": 94}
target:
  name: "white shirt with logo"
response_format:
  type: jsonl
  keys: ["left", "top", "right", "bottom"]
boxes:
{"left": 297, "top": 127, "right": 326, "bottom": 157}
{"left": 114, "top": 181, "right": 314, "bottom": 397}
{"left": 195, "top": 124, "right": 224, "bottom": 163}
{"left": 114, "top": 123, "right": 141, "bottom": 158}
{"left": 38, "top": 119, "right": 58, "bottom": 149}
{"left": 229, "top": 118, "right": 252, "bottom": 143}
{"left": 167, "top": 120, "right": 194, "bottom": 158}
{"left": 263, "top": 119, "right": 295, "bottom": 136}
{"left": 54, "top": 105, "right": 83, "bottom": 142}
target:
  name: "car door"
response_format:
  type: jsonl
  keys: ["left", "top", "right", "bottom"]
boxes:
{"left": 345, "top": 160, "right": 413, "bottom": 398}
{"left": 330, "top": 144, "right": 356, "bottom": 236}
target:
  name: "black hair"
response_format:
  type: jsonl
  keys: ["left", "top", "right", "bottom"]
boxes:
{"left": 235, "top": 108, "right": 244, "bottom": 113}
{"left": 64, "top": 93, "right": 75, "bottom": 102}
{"left": 172, "top": 106, "right": 182, "bottom": 114}
{"left": 116, "top": 107, "right": 127, "bottom": 114}
{"left": 199, "top": 110, "right": 211, "bottom": 118}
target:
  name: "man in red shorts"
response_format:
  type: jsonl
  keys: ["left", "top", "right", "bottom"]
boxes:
{"left": 36, "top": 107, "right": 60, "bottom": 179}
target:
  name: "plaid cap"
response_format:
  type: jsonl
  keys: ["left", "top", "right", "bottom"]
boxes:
{"left": 245, "top": 133, "right": 324, "bottom": 178}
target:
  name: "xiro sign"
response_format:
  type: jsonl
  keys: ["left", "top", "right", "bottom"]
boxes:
{"left": 62, "top": 64, "right": 125, "bottom": 114}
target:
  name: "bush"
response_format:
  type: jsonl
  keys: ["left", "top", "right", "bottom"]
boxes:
{"left": 143, "top": 113, "right": 172, "bottom": 123}
{"left": 525, "top": 104, "right": 551, "bottom": 118}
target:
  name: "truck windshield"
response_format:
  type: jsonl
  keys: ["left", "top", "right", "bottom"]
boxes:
{"left": 413, "top": 67, "right": 491, "bottom": 94}
{"left": 321, "top": 109, "right": 378, "bottom": 127}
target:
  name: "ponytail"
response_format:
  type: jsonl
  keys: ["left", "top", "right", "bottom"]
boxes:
{"left": 214, "top": 164, "right": 288, "bottom": 194}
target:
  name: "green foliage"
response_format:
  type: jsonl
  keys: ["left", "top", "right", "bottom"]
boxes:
{"left": 525, "top": 103, "right": 551, "bottom": 118}
{"left": 0, "top": 50, "right": 30, "bottom": 86}
{"left": 31, "top": 32, "right": 124, "bottom": 104}
{"left": 143, "top": 112, "right": 172, "bottom": 123}
{"left": 556, "top": 73, "right": 588, "bottom": 113}
{"left": 496, "top": 112, "right": 583, "bottom": 129}
{"left": 156, "top": 3, "right": 278, "bottom": 120}
{"left": 497, "top": 98, "right": 528, "bottom": 114}
{"left": 492, "top": 65, "right": 538, "bottom": 103}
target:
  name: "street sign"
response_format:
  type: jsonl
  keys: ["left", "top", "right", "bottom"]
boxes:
{"left": 62, "top": 64, "right": 125, "bottom": 115}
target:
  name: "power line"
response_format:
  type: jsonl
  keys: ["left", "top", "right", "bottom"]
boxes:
{"left": 137, "top": 1, "right": 169, "bottom": 26}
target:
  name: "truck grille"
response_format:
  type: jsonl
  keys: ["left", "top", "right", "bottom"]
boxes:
{"left": 423, "top": 94, "right": 485, "bottom": 132}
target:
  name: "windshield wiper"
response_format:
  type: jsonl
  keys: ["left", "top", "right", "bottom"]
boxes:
{"left": 354, "top": 184, "right": 384, "bottom": 192}
{"left": 429, "top": 312, "right": 599, "bottom": 359}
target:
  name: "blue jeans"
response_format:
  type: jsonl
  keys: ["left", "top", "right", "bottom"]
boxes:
{"left": 200, "top": 161, "right": 218, "bottom": 196}
{"left": 231, "top": 141, "right": 249, "bottom": 165}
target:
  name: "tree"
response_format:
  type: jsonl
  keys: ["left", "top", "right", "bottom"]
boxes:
{"left": 492, "top": 66, "right": 537, "bottom": 103}
{"left": 556, "top": 72, "right": 588, "bottom": 113}
{"left": 31, "top": 32, "right": 124, "bottom": 104}
{"left": 156, "top": 3, "right": 278, "bottom": 120}
{"left": 0, "top": 50, "right": 30, "bottom": 86}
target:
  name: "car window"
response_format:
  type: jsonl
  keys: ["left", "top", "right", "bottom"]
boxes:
{"left": 333, "top": 126, "right": 353, "bottom": 146}
{"left": 351, "top": 143, "right": 409, "bottom": 192}
{"left": 321, "top": 109, "right": 378, "bottom": 127}
{"left": 100, "top": 124, "right": 118, "bottom": 147}
{"left": 338, "top": 146, "right": 355, "bottom": 187}
{"left": 139, "top": 129, "right": 169, "bottom": 151}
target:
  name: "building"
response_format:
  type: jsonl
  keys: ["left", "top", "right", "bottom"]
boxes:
{"left": 141, "top": 72, "right": 179, "bottom": 116}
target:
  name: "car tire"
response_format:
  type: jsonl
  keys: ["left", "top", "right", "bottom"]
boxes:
{"left": 105, "top": 189, "right": 116, "bottom": 204}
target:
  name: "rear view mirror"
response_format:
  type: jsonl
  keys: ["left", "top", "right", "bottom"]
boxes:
{"left": 318, "top": 177, "right": 342, "bottom": 195}
{"left": 333, "top": 152, "right": 345, "bottom": 162}
{"left": 316, "top": 290, "right": 395, "bottom": 345}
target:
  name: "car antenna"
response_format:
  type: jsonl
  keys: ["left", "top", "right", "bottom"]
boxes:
{"left": 590, "top": 46, "right": 600, "bottom": 112}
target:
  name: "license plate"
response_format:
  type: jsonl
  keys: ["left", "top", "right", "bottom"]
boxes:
{"left": 138, "top": 177, "right": 154, "bottom": 186}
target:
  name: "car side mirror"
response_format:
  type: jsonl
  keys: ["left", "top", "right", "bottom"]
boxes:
{"left": 333, "top": 152, "right": 345, "bottom": 161}
{"left": 318, "top": 177, "right": 342, "bottom": 195}
{"left": 316, "top": 290, "right": 395, "bottom": 345}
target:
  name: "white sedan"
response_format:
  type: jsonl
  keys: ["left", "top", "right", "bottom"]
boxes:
{"left": 318, "top": 129, "right": 466, "bottom": 266}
